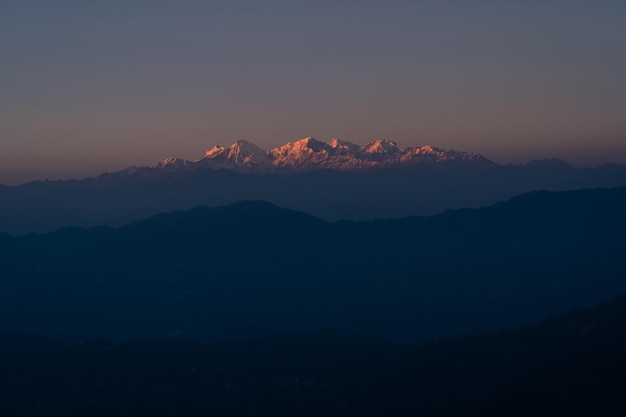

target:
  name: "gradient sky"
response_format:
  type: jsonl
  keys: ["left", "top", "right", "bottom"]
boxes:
{"left": 1, "top": 1, "right": 625, "bottom": 185}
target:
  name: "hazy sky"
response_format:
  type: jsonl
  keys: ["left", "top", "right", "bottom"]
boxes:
{"left": 1, "top": 1, "right": 625, "bottom": 185}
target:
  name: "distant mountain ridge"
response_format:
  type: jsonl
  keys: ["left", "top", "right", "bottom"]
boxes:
{"left": 153, "top": 137, "right": 492, "bottom": 173}
{"left": 1, "top": 187, "right": 626, "bottom": 341}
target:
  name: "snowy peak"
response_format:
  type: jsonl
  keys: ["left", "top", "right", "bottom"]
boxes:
{"left": 361, "top": 139, "right": 400, "bottom": 155}
{"left": 154, "top": 137, "right": 493, "bottom": 173}
{"left": 225, "top": 140, "right": 271, "bottom": 166}
{"left": 154, "top": 157, "right": 193, "bottom": 169}
{"left": 269, "top": 137, "right": 334, "bottom": 170}
{"left": 200, "top": 139, "right": 272, "bottom": 171}
{"left": 228, "top": 140, "right": 266, "bottom": 160}
{"left": 328, "top": 138, "right": 360, "bottom": 156}
{"left": 271, "top": 137, "right": 328, "bottom": 158}
{"left": 205, "top": 145, "right": 226, "bottom": 158}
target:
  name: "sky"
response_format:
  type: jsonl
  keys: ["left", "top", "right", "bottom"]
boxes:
{"left": 1, "top": 1, "right": 625, "bottom": 185}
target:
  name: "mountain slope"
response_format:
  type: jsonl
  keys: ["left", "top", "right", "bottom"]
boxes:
{"left": 0, "top": 187, "right": 625, "bottom": 341}
{"left": 2, "top": 291, "right": 626, "bottom": 416}
{"left": 370, "top": 292, "right": 626, "bottom": 416}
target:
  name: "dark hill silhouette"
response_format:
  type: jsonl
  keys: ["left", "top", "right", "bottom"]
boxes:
{"left": 2, "top": 291, "right": 626, "bottom": 416}
{"left": 0, "top": 187, "right": 625, "bottom": 341}
{"left": 1, "top": 160, "right": 626, "bottom": 235}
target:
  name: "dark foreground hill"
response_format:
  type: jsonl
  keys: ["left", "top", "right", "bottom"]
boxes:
{"left": 2, "top": 292, "right": 626, "bottom": 416}
{"left": 0, "top": 187, "right": 625, "bottom": 341}
{"left": 1, "top": 159, "right": 626, "bottom": 235}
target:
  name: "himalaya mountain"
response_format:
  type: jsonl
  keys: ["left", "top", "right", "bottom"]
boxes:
{"left": 153, "top": 137, "right": 491, "bottom": 173}
{"left": 1, "top": 137, "right": 626, "bottom": 234}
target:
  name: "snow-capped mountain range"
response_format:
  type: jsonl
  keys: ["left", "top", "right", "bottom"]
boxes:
{"left": 2, "top": 136, "right": 626, "bottom": 236}
{"left": 154, "top": 137, "right": 492, "bottom": 173}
